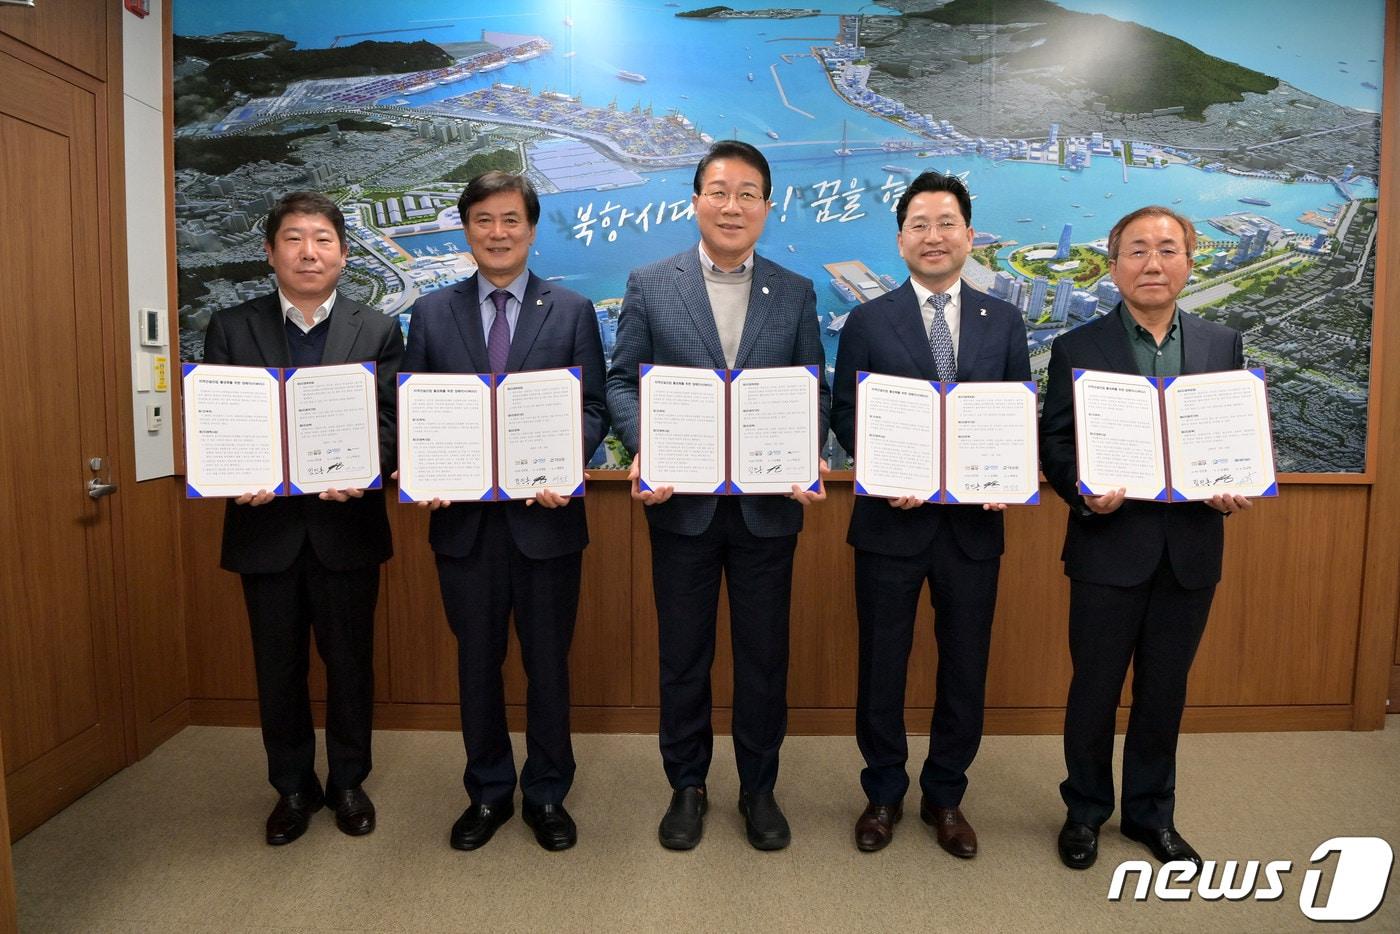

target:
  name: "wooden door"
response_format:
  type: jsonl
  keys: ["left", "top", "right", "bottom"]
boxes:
{"left": 0, "top": 47, "right": 128, "bottom": 840}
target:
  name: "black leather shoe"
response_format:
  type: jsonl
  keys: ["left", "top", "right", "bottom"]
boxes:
{"left": 265, "top": 790, "right": 323, "bottom": 846}
{"left": 855, "top": 803, "right": 902, "bottom": 852}
{"left": 523, "top": 801, "right": 577, "bottom": 851}
{"left": 1121, "top": 819, "right": 1202, "bottom": 867}
{"left": 1057, "top": 819, "right": 1099, "bottom": 870}
{"left": 738, "top": 791, "right": 791, "bottom": 851}
{"left": 450, "top": 800, "right": 515, "bottom": 851}
{"left": 658, "top": 786, "right": 707, "bottom": 850}
{"left": 920, "top": 797, "right": 977, "bottom": 858}
{"left": 328, "top": 786, "right": 376, "bottom": 837}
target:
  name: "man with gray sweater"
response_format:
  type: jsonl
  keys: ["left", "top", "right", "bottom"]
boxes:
{"left": 606, "top": 140, "right": 830, "bottom": 851}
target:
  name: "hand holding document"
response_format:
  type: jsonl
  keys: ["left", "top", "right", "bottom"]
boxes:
{"left": 638, "top": 364, "right": 820, "bottom": 496}
{"left": 852, "top": 373, "right": 1039, "bottom": 505}
{"left": 397, "top": 367, "right": 585, "bottom": 503}
{"left": 1073, "top": 368, "right": 1277, "bottom": 502}
{"left": 183, "top": 362, "right": 382, "bottom": 499}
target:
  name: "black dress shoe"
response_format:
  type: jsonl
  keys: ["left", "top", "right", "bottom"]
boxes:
{"left": 327, "top": 786, "right": 376, "bottom": 837}
{"left": 523, "top": 801, "right": 577, "bottom": 851}
{"left": 920, "top": 797, "right": 977, "bottom": 858}
{"left": 450, "top": 800, "right": 515, "bottom": 851}
{"left": 1057, "top": 819, "right": 1099, "bottom": 870}
{"left": 855, "top": 803, "right": 902, "bottom": 852}
{"left": 658, "top": 786, "right": 707, "bottom": 850}
{"left": 266, "top": 790, "right": 323, "bottom": 846}
{"left": 1121, "top": 819, "right": 1203, "bottom": 867}
{"left": 738, "top": 791, "right": 791, "bottom": 851}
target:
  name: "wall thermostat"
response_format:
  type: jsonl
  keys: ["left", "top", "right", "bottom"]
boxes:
{"left": 140, "top": 307, "right": 166, "bottom": 347}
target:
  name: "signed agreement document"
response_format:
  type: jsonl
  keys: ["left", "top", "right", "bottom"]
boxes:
{"left": 1073, "top": 367, "right": 1276, "bottom": 502}
{"left": 183, "top": 363, "right": 285, "bottom": 498}
{"left": 183, "top": 362, "right": 381, "bottom": 498}
{"left": 638, "top": 364, "right": 820, "bottom": 495}
{"left": 1161, "top": 369, "right": 1276, "bottom": 500}
{"left": 284, "top": 363, "right": 381, "bottom": 496}
{"left": 397, "top": 367, "right": 585, "bottom": 503}
{"left": 396, "top": 372, "right": 494, "bottom": 502}
{"left": 853, "top": 373, "right": 1038, "bottom": 504}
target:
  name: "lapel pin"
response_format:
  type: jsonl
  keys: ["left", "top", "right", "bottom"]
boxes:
{"left": 979, "top": 307, "right": 987, "bottom": 316}
{"left": 762, "top": 286, "right": 770, "bottom": 295}
{"left": 536, "top": 298, "right": 544, "bottom": 305}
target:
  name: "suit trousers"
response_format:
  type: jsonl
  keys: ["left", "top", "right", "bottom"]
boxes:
{"left": 853, "top": 520, "right": 1000, "bottom": 807}
{"left": 1061, "top": 554, "right": 1216, "bottom": 828}
{"left": 239, "top": 538, "right": 379, "bottom": 797}
{"left": 436, "top": 507, "right": 581, "bottom": 806}
{"left": 650, "top": 497, "right": 796, "bottom": 794}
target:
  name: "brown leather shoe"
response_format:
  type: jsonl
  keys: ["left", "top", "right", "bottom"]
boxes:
{"left": 920, "top": 798, "right": 977, "bottom": 858}
{"left": 854, "top": 802, "right": 902, "bottom": 852}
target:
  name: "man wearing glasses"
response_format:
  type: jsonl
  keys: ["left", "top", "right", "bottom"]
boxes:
{"left": 606, "top": 140, "right": 830, "bottom": 851}
{"left": 831, "top": 171, "right": 1030, "bottom": 857}
{"left": 1040, "top": 206, "right": 1249, "bottom": 871}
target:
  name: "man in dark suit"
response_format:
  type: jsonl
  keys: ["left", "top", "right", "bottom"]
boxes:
{"left": 606, "top": 140, "right": 830, "bottom": 851}
{"left": 1041, "top": 205, "right": 1250, "bottom": 871}
{"left": 202, "top": 191, "right": 402, "bottom": 845}
{"left": 401, "top": 172, "right": 607, "bottom": 852}
{"left": 831, "top": 171, "right": 1031, "bottom": 856}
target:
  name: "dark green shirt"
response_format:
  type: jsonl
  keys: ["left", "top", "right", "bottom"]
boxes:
{"left": 1118, "top": 302, "right": 1181, "bottom": 378}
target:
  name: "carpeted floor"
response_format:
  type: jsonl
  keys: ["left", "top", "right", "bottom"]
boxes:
{"left": 12, "top": 724, "right": 1400, "bottom": 932}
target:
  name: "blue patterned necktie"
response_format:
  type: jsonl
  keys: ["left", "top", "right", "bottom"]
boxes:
{"left": 927, "top": 292, "right": 956, "bottom": 381}
{"left": 487, "top": 288, "right": 511, "bottom": 373}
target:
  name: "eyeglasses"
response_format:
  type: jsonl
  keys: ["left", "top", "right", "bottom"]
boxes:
{"left": 1115, "top": 248, "right": 1185, "bottom": 263}
{"left": 699, "top": 189, "right": 767, "bottom": 210}
{"left": 902, "top": 220, "right": 966, "bottom": 235}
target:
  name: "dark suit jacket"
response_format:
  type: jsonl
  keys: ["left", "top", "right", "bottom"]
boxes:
{"left": 605, "top": 248, "right": 830, "bottom": 539}
{"left": 202, "top": 292, "right": 403, "bottom": 574}
{"left": 831, "top": 280, "right": 1031, "bottom": 560}
{"left": 400, "top": 272, "right": 608, "bottom": 561}
{"left": 1039, "top": 305, "right": 1245, "bottom": 589}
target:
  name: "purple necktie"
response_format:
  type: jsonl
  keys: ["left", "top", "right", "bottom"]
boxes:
{"left": 487, "top": 288, "right": 511, "bottom": 373}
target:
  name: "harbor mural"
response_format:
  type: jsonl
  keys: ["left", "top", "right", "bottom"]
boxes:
{"left": 173, "top": 0, "right": 1385, "bottom": 472}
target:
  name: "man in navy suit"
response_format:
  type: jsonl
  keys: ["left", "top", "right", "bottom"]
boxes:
{"left": 831, "top": 171, "right": 1031, "bottom": 856}
{"left": 203, "top": 191, "right": 402, "bottom": 846}
{"left": 1041, "top": 206, "right": 1250, "bottom": 871}
{"left": 401, "top": 172, "right": 608, "bottom": 852}
{"left": 606, "top": 141, "right": 830, "bottom": 851}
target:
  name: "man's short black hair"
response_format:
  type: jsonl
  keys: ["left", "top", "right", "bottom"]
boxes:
{"left": 895, "top": 171, "right": 973, "bottom": 229}
{"left": 692, "top": 139, "right": 773, "bottom": 200}
{"left": 265, "top": 191, "right": 346, "bottom": 246}
{"left": 457, "top": 171, "right": 541, "bottom": 226}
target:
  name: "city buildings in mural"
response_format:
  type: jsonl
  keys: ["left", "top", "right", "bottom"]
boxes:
{"left": 172, "top": 0, "right": 1384, "bottom": 472}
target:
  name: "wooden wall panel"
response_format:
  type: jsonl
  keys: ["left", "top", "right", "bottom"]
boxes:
{"left": 569, "top": 484, "right": 635, "bottom": 706}
{"left": 0, "top": 0, "right": 105, "bottom": 81}
{"left": 1190, "top": 486, "right": 1365, "bottom": 705}
{"left": 185, "top": 478, "right": 1376, "bottom": 729}
{"left": 383, "top": 505, "right": 456, "bottom": 702}
{"left": 184, "top": 498, "right": 256, "bottom": 700}
{"left": 1353, "top": 1, "right": 1400, "bottom": 726}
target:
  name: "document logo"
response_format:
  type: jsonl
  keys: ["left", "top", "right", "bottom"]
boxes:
{"left": 1107, "top": 837, "right": 1393, "bottom": 923}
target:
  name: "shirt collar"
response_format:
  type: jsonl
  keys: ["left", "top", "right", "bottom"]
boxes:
{"left": 479, "top": 269, "right": 530, "bottom": 307}
{"left": 278, "top": 289, "right": 336, "bottom": 329}
{"left": 1119, "top": 302, "right": 1180, "bottom": 342}
{"left": 697, "top": 242, "right": 753, "bottom": 275}
{"left": 909, "top": 277, "right": 962, "bottom": 309}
